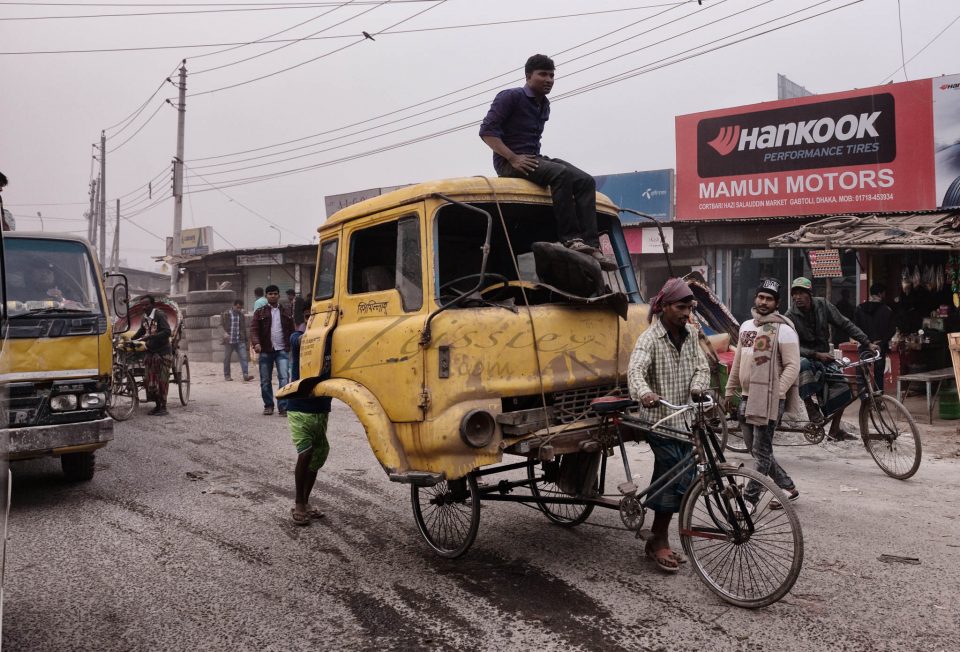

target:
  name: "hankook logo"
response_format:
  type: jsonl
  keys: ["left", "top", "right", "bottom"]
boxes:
{"left": 697, "top": 93, "right": 896, "bottom": 177}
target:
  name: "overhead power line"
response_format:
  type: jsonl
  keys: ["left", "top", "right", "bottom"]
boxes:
{"left": 189, "top": 0, "right": 449, "bottom": 96}
{"left": 188, "top": 0, "right": 694, "bottom": 161}
{"left": 0, "top": 0, "right": 439, "bottom": 21}
{"left": 878, "top": 7, "right": 960, "bottom": 84}
{"left": 103, "top": 62, "right": 180, "bottom": 133}
{"left": 106, "top": 100, "right": 173, "bottom": 153}
{"left": 181, "top": 0, "right": 861, "bottom": 193}
{"left": 0, "top": 5, "right": 691, "bottom": 55}
{"left": 192, "top": 0, "right": 367, "bottom": 75}
{"left": 190, "top": 0, "right": 730, "bottom": 171}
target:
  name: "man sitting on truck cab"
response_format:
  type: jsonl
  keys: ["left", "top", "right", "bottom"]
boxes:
{"left": 480, "top": 54, "right": 617, "bottom": 272}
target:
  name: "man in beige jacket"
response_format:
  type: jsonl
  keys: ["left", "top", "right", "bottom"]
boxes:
{"left": 725, "top": 279, "right": 801, "bottom": 509}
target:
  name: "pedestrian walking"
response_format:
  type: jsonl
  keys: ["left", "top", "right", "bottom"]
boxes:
{"left": 286, "top": 288, "right": 306, "bottom": 331}
{"left": 221, "top": 299, "right": 254, "bottom": 382}
{"left": 252, "top": 286, "right": 267, "bottom": 311}
{"left": 725, "top": 279, "right": 801, "bottom": 509}
{"left": 249, "top": 284, "right": 295, "bottom": 416}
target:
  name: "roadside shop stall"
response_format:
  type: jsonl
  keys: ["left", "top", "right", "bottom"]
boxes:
{"left": 769, "top": 211, "right": 960, "bottom": 417}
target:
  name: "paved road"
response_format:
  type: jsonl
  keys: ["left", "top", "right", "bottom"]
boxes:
{"left": 4, "top": 362, "right": 959, "bottom": 651}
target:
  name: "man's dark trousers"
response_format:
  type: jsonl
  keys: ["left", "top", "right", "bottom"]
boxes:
{"left": 495, "top": 156, "right": 599, "bottom": 248}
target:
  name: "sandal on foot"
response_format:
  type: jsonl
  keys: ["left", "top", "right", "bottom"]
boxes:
{"left": 307, "top": 508, "right": 325, "bottom": 520}
{"left": 645, "top": 543, "right": 680, "bottom": 574}
{"left": 290, "top": 508, "right": 311, "bottom": 526}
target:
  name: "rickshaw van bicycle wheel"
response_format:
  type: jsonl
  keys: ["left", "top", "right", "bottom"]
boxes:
{"left": 859, "top": 395, "right": 921, "bottom": 480}
{"left": 107, "top": 369, "right": 139, "bottom": 421}
{"left": 679, "top": 465, "right": 803, "bottom": 609}
{"left": 411, "top": 474, "right": 480, "bottom": 559}
{"left": 177, "top": 357, "right": 191, "bottom": 405}
{"left": 526, "top": 461, "right": 595, "bottom": 527}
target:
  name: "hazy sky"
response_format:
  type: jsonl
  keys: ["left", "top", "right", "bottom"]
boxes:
{"left": 3, "top": 0, "right": 959, "bottom": 269}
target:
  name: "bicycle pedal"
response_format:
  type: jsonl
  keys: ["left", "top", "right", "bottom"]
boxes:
{"left": 618, "top": 481, "right": 638, "bottom": 495}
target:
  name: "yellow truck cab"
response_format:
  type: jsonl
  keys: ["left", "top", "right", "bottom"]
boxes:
{"left": 280, "top": 177, "right": 650, "bottom": 484}
{"left": 1, "top": 232, "right": 114, "bottom": 481}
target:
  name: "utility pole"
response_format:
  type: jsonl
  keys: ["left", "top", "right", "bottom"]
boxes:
{"left": 171, "top": 59, "right": 186, "bottom": 296}
{"left": 112, "top": 198, "right": 121, "bottom": 272}
{"left": 87, "top": 178, "right": 98, "bottom": 243}
{"left": 99, "top": 130, "right": 107, "bottom": 266}
{"left": 92, "top": 176, "right": 101, "bottom": 246}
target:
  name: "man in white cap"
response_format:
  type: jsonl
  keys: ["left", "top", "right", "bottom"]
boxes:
{"left": 725, "top": 278, "right": 801, "bottom": 508}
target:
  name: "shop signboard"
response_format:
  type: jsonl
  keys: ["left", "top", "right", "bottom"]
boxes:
{"left": 593, "top": 169, "right": 674, "bottom": 222}
{"left": 180, "top": 226, "right": 214, "bottom": 256}
{"left": 237, "top": 253, "right": 284, "bottom": 266}
{"left": 676, "top": 73, "right": 960, "bottom": 219}
{"left": 623, "top": 226, "right": 673, "bottom": 254}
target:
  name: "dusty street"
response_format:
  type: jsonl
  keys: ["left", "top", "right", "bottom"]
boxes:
{"left": 4, "top": 362, "right": 960, "bottom": 651}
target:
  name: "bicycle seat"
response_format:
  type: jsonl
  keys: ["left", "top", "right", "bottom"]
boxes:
{"left": 590, "top": 396, "right": 637, "bottom": 415}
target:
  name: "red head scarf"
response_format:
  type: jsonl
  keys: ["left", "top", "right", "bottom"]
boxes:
{"left": 648, "top": 277, "right": 694, "bottom": 322}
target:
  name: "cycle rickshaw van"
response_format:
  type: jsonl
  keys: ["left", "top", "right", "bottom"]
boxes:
{"left": 278, "top": 178, "right": 805, "bottom": 608}
{"left": 279, "top": 177, "right": 647, "bottom": 483}
{"left": 108, "top": 295, "right": 192, "bottom": 420}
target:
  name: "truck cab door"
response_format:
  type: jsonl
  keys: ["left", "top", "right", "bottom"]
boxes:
{"left": 297, "top": 233, "right": 341, "bottom": 382}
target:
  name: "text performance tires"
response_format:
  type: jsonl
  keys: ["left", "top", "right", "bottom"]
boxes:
{"left": 527, "top": 461, "right": 595, "bottom": 527}
{"left": 411, "top": 475, "right": 480, "bottom": 559}
{"left": 177, "top": 357, "right": 191, "bottom": 406}
{"left": 859, "top": 395, "right": 922, "bottom": 480}
{"left": 679, "top": 465, "right": 803, "bottom": 608}
{"left": 107, "top": 369, "right": 139, "bottom": 421}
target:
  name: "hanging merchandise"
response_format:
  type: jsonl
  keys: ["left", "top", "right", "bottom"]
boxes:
{"left": 951, "top": 253, "right": 960, "bottom": 309}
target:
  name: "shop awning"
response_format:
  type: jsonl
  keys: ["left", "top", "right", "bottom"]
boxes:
{"left": 768, "top": 211, "right": 960, "bottom": 250}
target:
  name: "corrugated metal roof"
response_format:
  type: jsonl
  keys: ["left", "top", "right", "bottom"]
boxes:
{"left": 768, "top": 211, "right": 960, "bottom": 250}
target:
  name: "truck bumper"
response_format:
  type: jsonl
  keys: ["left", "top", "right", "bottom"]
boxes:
{"left": 7, "top": 417, "right": 114, "bottom": 459}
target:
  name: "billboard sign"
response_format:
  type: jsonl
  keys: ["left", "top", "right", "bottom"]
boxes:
{"left": 594, "top": 169, "right": 674, "bottom": 222}
{"left": 180, "top": 226, "right": 214, "bottom": 256}
{"left": 676, "top": 74, "right": 960, "bottom": 220}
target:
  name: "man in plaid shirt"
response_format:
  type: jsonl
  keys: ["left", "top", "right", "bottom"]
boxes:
{"left": 628, "top": 278, "right": 710, "bottom": 574}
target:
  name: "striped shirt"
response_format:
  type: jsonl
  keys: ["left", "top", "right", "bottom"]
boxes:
{"left": 627, "top": 319, "right": 710, "bottom": 425}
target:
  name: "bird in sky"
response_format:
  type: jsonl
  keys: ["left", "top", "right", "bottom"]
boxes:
{"left": 362, "top": 31, "right": 375, "bottom": 41}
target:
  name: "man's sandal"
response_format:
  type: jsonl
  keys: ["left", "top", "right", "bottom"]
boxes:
{"left": 645, "top": 542, "right": 680, "bottom": 574}
{"left": 306, "top": 508, "right": 325, "bottom": 520}
{"left": 290, "top": 508, "right": 311, "bottom": 526}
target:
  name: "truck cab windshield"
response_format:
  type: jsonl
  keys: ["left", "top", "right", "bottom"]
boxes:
{"left": 5, "top": 238, "right": 104, "bottom": 317}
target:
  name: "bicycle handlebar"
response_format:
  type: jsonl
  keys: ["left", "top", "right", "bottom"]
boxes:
{"left": 657, "top": 395, "right": 715, "bottom": 411}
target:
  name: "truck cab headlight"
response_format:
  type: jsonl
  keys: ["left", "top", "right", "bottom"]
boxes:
{"left": 81, "top": 393, "right": 106, "bottom": 409}
{"left": 50, "top": 394, "right": 79, "bottom": 411}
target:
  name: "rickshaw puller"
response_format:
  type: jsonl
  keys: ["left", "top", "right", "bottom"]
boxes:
{"left": 133, "top": 295, "right": 172, "bottom": 416}
{"left": 628, "top": 278, "right": 710, "bottom": 573}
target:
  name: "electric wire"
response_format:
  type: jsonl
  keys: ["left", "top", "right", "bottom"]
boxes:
{"left": 191, "top": 0, "right": 755, "bottom": 175}
{"left": 103, "top": 63, "right": 179, "bottom": 133}
{"left": 0, "top": 1, "right": 434, "bottom": 21}
{"left": 190, "top": 0, "right": 352, "bottom": 61}
{"left": 0, "top": 4, "right": 692, "bottom": 56}
{"left": 187, "top": 0, "right": 694, "bottom": 161}
{"left": 878, "top": 8, "right": 960, "bottom": 84}
{"left": 106, "top": 100, "right": 173, "bottom": 153}
{"left": 182, "top": 0, "right": 860, "bottom": 192}
{"left": 182, "top": 163, "right": 306, "bottom": 240}
{"left": 191, "top": 0, "right": 362, "bottom": 73}
{"left": 896, "top": 0, "right": 907, "bottom": 81}
{"left": 187, "top": 0, "right": 447, "bottom": 96}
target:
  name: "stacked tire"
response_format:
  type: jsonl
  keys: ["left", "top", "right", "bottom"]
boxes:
{"left": 182, "top": 289, "right": 236, "bottom": 363}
